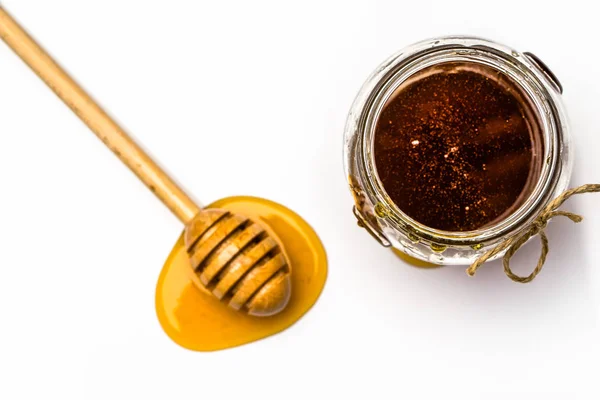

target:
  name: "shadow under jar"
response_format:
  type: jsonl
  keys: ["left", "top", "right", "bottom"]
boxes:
{"left": 344, "top": 36, "right": 572, "bottom": 265}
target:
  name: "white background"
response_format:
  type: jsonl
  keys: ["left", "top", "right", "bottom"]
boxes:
{"left": 0, "top": 0, "right": 599, "bottom": 399}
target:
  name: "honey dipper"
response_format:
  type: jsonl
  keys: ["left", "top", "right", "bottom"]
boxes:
{"left": 0, "top": 7, "right": 291, "bottom": 317}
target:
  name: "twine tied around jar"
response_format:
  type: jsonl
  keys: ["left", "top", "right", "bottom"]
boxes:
{"left": 466, "top": 184, "right": 600, "bottom": 283}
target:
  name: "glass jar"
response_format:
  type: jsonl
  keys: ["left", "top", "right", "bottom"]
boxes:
{"left": 343, "top": 36, "right": 572, "bottom": 265}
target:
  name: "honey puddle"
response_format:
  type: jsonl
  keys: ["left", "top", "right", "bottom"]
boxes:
{"left": 392, "top": 249, "right": 441, "bottom": 269}
{"left": 155, "top": 196, "right": 327, "bottom": 351}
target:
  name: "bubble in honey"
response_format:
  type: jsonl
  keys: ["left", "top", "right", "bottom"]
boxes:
{"left": 155, "top": 196, "right": 327, "bottom": 352}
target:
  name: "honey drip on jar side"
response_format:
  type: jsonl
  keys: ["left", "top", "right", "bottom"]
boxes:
{"left": 155, "top": 196, "right": 328, "bottom": 352}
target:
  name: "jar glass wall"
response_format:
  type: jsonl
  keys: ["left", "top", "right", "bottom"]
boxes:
{"left": 344, "top": 36, "right": 572, "bottom": 265}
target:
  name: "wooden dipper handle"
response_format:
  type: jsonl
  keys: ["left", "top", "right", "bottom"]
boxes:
{"left": 0, "top": 7, "right": 200, "bottom": 224}
{"left": 0, "top": 7, "right": 293, "bottom": 316}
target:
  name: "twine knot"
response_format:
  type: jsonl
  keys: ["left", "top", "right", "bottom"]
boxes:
{"left": 466, "top": 184, "right": 600, "bottom": 283}
{"left": 531, "top": 216, "right": 548, "bottom": 232}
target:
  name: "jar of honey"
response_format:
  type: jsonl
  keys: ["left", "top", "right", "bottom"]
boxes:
{"left": 344, "top": 36, "right": 572, "bottom": 265}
